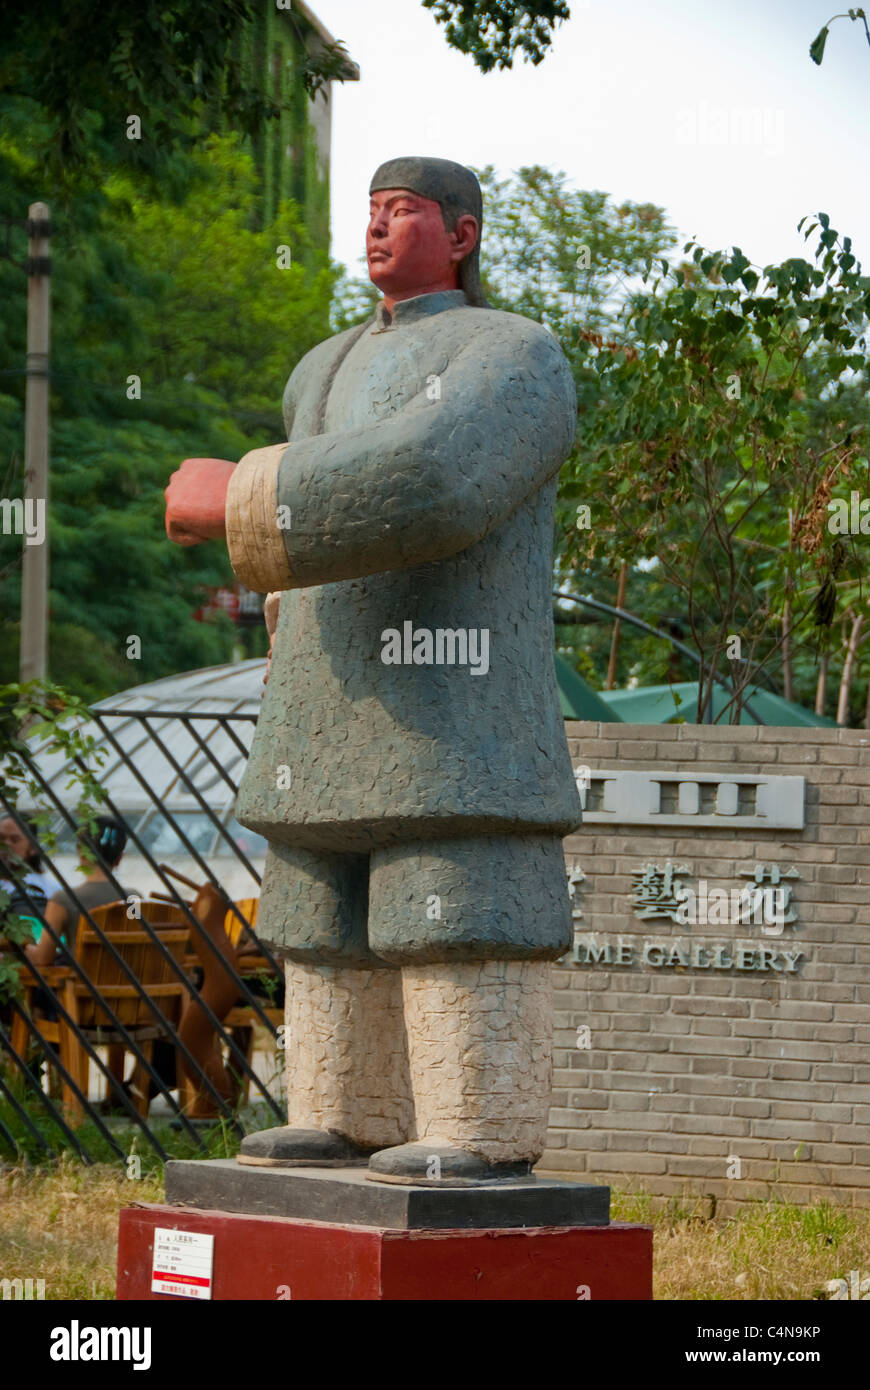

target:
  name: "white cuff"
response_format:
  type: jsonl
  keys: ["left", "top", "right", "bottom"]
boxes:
{"left": 226, "top": 444, "right": 295, "bottom": 593}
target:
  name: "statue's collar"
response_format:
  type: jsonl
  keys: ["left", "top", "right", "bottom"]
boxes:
{"left": 372, "top": 289, "right": 467, "bottom": 333}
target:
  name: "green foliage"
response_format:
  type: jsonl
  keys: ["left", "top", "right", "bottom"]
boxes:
{"left": 0, "top": 1069, "right": 249, "bottom": 1165}
{"left": 107, "top": 136, "right": 337, "bottom": 418}
{"left": 479, "top": 167, "right": 676, "bottom": 326}
{"left": 330, "top": 270, "right": 381, "bottom": 334}
{"left": 559, "top": 220, "right": 870, "bottom": 721}
{"left": 0, "top": 0, "right": 353, "bottom": 192}
{"left": 478, "top": 166, "right": 677, "bottom": 419}
{"left": 810, "top": 24, "right": 831, "bottom": 64}
{"left": 422, "top": 1, "right": 571, "bottom": 72}
{"left": 0, "top": 911, "right": 31, "bottom": 1004}
{"left": 462, "top": 168, "right": 870, "bottom": 721}
{"left": 810, "top": 9, "right": 870, "bottom": 65}
{"left": 0, "top": 679, "right": 109, "bottom": 997}
{"left": 467, "top": 168, "right": 685, "bottom": 697}
{"left": 0, "top": 681, "right": 108, "bottom": 826}
{"left": 0, "top": 134, "right": 337, "bottom": 698}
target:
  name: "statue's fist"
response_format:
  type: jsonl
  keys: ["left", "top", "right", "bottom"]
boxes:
{"left": 165, "top": 457, "right": 236, "bottom": 545}
{"left": 262, "top": 593, "right": 281, "bottom": 690}
{"left": 263, "top": 591, "right": 281, "bottom": 638}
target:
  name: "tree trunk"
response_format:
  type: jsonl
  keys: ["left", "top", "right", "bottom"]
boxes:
{"left": 605, "top": 562, "right": 627, "bottom": 690}
{"left": 782, "top": 509, "right": 794, "bottom": 702}
{"left": 815, "top": 651, "right": 828, "bottom": 717}
{"left": 782, "top": 600, "right": 793, "bottom": 702}
{"left": 837, "top": 614, "right": 863, "bottom": 726}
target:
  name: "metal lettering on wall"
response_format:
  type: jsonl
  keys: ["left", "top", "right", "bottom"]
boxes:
{"left": 571, "top": 768, "right": 805, "bottom": 830}
{"left": 566, "top": 859, "right": 808, "bottom": 974}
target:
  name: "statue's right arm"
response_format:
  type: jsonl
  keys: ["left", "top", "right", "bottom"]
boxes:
{"left": 226, "top": 320, "right": 577, "bottom": 594}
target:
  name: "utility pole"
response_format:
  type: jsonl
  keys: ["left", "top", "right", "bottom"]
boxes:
{"left": 19, "top": 202, "right": 51, "bottom": 683}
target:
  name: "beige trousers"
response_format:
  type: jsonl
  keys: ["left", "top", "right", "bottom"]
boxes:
{"left": 282, "top": 957, "right": 554, "bottom": 1164}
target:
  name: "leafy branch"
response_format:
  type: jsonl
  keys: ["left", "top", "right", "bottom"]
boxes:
{"left": 421, "top": 0, "right": 571, "bottom": 72}
{"left": 0, "top": 680, "right": 109, "bottom": 989}
{"left": 810, "top": 8, "right": 870, "bottom": 64}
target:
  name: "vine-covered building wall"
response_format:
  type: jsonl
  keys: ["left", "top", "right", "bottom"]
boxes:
{"left": 214, "top": 1, "right": 359, "bottom": 245}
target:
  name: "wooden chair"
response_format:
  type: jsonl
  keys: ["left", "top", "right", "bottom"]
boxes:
{"left": 11, "top": 901, "right": 191, "bottom": 1120}
{"left": 222, "top": 897, "right": 283, "bottom": 1104}
{"left": 172, "top": 890, "right": 281, "bottom": 1115}
{"left": 224, "top": 895, "right": 258, "bottom": 948}
{"left": 9, "top": 964, "right": 75, "bottom": 1101}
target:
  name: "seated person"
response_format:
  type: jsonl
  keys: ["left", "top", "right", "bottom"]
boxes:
{"left": 25, "top": 815, "right": 140, "bottom": 968}
{"left": 0, "top": 813, "right": 61, "bottom": 901}
{"left": 0, "top": 814, "right": 48, "bottom": 936}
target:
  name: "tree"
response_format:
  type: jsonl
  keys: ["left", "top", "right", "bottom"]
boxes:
{"left": 108, "top": 135, "right": 337, "bottom": 420}
{"left": 1, "top": 0, "right": 576, "bottom": 194}
{"left": 558, "top": 219, "right": 870, "bottom": 723}
{"left": 0, "top": 0, "right": 352, "bottom": 190}
{"left": 472, "top": 168, "right": 686, "bottom": 698}
{"left": 423, "top": 1, "right": 571, "bottom": 71}
{"left": 0, "top": 679, "right": 108, "bottom": 1000}
{"left": 478, "top": 166, "right": 676, "bottom": 333}
{"left": 0, "top": 136, "right": 337, "bottom": 699}
{"left": 449, "top": 168, "right": 870, "bottom": 723}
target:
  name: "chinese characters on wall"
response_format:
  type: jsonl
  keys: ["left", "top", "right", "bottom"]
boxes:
{"left": 567, "top": 860, "right": 806, "bottom": 973}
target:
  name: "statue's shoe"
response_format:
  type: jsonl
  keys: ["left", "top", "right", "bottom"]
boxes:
{"left": 237, "top": 1126, "right": 376, "bottom": 1167}
{"left": 365, "top": 1141, "right": 532, "bottom": 1187}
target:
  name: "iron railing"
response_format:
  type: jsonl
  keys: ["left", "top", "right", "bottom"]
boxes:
{"left": 0, "top": 708, "right": 285, "bottom": 1162}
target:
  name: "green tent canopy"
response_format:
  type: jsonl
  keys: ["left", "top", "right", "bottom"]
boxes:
{"left": 554, "top": 653, "right": 623, "bottom": 721}
{"left": 597, "top": 681, "right": 838, "bottom": 727}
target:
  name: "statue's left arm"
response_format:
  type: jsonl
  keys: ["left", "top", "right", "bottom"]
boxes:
{"left": 225, "top": 321, "right": 576, "bottom": 593}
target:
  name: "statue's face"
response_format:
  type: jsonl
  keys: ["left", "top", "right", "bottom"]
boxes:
{"left": 366, "top": 187, "right": 474, "bottom": 299}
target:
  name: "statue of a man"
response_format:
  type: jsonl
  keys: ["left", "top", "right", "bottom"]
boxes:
{"left": 165, "top": 156, "right": 581, "bottom": 1185}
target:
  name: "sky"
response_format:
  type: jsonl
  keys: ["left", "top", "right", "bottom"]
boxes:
{"left": 309, "top": 0, "right": 870, "bottom": 282}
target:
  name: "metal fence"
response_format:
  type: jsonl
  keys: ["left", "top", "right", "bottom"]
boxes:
{"left": 0, "top": 708, "right": 285, "bottom": 1162}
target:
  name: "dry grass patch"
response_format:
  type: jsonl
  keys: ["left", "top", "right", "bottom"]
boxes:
{"left": 612, "top": 1189, "right": 870, "bottom": 1300}
{"left": 1, "top": 1164, "right": 868, "bottom": 1301}
{"left": 0, "top": 1158, "right": 164, "bottom": 1300}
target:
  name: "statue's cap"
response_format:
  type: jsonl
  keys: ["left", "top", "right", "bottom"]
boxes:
{"left": 369, "top": 156, "right": 483, "bottom": 224}
{"left": 368, "top": 156, "right": 489, "bottom": 308}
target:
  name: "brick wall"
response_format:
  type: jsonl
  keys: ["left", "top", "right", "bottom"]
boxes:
{"left": 540, "top": 722, "right": 870, "bottom": 1211}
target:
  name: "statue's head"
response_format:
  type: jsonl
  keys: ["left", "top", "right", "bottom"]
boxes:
{"left": 367, "top": 156, "right": 489, "bottom": 307}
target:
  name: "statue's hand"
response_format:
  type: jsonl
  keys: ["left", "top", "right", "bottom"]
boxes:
{"left": 263, "top": 591, "right": 281, "bottom": 637}
{"left": 262, "top": 592, "right": 281, "bottom": 690}
{"left": 263, "top": 629, "right": 277, "bottom": 690}
{"left": 165, "top": 457, "right": 236, "bottom": 545}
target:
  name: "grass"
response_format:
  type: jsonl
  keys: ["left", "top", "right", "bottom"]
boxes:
{"left": 612, "top": 1188, "right": 870, "bottom": 1300}
{"left": 0, "top": 1093, "right": 247, "bottom": 1172}
{"left": 1, "top": 1158, "right": 867, "bottom": 1300}
{"left": 0, "top": 1065, "right": 267, "bottom": 1172}
{"left": 0, "top": 1077, "right": 261, "bottom": 1299}
{"left": 2, "top": 1076, "right": 867, "bottom": 1301}
{"left": 0, "top": 1158, "right": 164, "bottom": 1300}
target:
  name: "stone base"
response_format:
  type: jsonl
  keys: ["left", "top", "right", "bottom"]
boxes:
{"left": 164, "top": 1158, "right": 610, "bottom": 1229}
{"left": 117, "top": 1201, "right": 652, "bottom": 1301}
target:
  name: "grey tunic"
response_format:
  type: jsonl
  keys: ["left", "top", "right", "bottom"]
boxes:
{"left": 233, "top": 289, "right": 582, "bottom": 854}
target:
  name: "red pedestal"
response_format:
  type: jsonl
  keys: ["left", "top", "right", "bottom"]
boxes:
{"left": 117, "top": 1203, "right": 652, "bottom": 1301}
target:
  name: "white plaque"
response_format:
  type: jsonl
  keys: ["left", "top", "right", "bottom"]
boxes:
{"left": 151, "top": 1226, "right": 214, "bottom": 1300}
